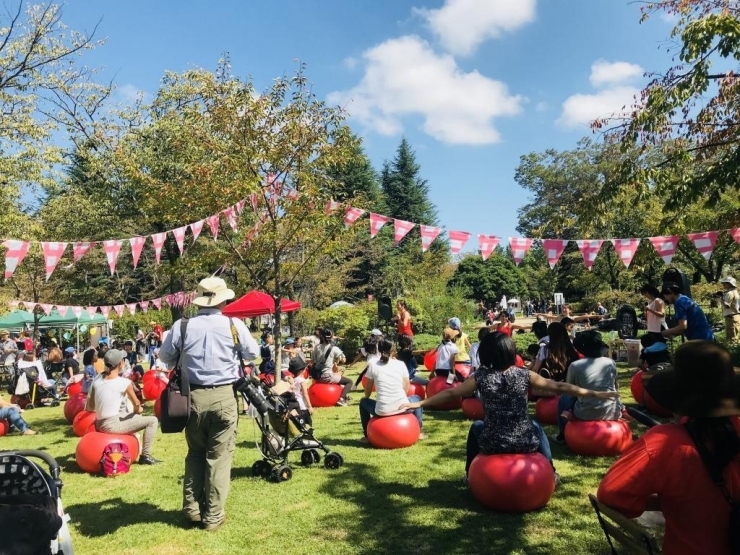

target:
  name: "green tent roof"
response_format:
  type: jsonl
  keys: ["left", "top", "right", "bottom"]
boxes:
{"left": 0, "top": 310, "right": 35, "bottom": 330}
{"left": 38, "top": 309, "right": 108, "bottom": 327}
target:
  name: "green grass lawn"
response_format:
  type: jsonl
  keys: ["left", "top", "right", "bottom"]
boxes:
{"left": 1, "top": 362, "right": 659, "bottom": 555}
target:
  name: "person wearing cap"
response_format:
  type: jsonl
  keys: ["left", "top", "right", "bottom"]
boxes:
{"left": 598, "top": 340, "right": 740, "bottom": 555}
{"left": 0, "top": 329, "right": 18, "bottom": 369}
{"left": 433, "top": 327, "right": 460, "bottom": 385}
{"left": 159, "top": 277, "right": 259, "bottom": 531}
{"left": 448, "top": 318, "right": 471, "bottom": 369}
{"left": 720, "top": 277, "right": 739, "bottom": 345}
{"left": 86, "top": 349, "right": 161, "bottom": 465}
{"left": 661, "top": 283, "right": 714, "bottom": 341}
{"left": 311, "top": 328, "right": 351, "bottom": 406}
{"left": 279, "top": 337, "right": 297, "bottom": 376}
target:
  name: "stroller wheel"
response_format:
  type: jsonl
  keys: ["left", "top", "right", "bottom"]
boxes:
{"left": 24, "top": 404, "right": 35, "bottom": 410}
{"left": 51, "top": 400, "right": 61, "bottom": 407}
{"left": 301, "top": 449, "right": 321, "bottom": 466}
{"left": 324, "top": 452, "right": 343, "bottom": 470}
{"left": 270, "top": 464, "right": 292, "bottom": 482}
{"left": 251, "top": 460, "right": 270, "bottom": 478}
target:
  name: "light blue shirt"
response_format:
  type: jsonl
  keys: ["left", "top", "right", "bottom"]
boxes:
{"left": 159, "top": 308, "right": 259, "bottom": 386}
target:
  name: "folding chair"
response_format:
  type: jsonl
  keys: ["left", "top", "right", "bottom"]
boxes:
{"left": 589, "top": 494, "right": 661, "bottom": 555}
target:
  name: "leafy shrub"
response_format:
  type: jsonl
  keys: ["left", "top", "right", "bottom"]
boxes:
{"left": 112, "top": 312, "right": 172, "bottom": 342}
{"left": 574, "top": 290, "right": 643, "bottom": 315}
{"left": 403, "top": 286, "right": 476, "bottom": 335}
{"left": 315, "top": 305, "right": 370, "bottom": 357}
{"left": 411, "top": 333, "right": 439, "bottom": 352}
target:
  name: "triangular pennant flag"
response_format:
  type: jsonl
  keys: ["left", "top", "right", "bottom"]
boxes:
{"left": 687, "top": 231, "right": 719, "bottom": 260}
{"left": 235, "top": 199, "right": 247, "bottom": 214}
{"left": 8, "top": 300, "right": 19, "bottom": 310}
{"left": 150, "top": 232, "right": 167, "bottom": 263}
{"left": 127, "top": 303, "right": 138, "bottom": 315}
{"left": 139, "top": 300, "right": 149, "bottom": 313}
{"left": 249, "top": 192, "right": 259, "bottom": 213}
{"left": 190, "top": 220, "right": 204, "bottom": 243}
{"left": 72, "top": 241, "right": 94, "bottom": 263}
{"left": 369, "top": 213, "right": 390, "bottom": 238}
{"left": 102, "top": 240, "right": 122, "bottom": 275}
{"left": 113, "top": 305, "right": 125, "bottom": 317}
{"left": 172, "top": 226, "right": 187, "bottom": 254}
{"left": 71, "top": 306, "right": 83, "bottom": 318}
{"left": 576, "top": 239, "right": 604, "bottom": 270}
{"left": 478, "top": 235, "right": 500, "bottom": 261}
{"left": 542, "top": 239, "right": 569, "bottom": 269}
{"left": 285, "top": 189, "right": 299, "bottom": 201}
{"left": 419, "top": 225, "right": 441, "bottom": 252}
{"left": 730, "top": 228, "right": 740, "bottom": 246}
{"left": 3, "top": 240, "right": 31, "bottom": 280}
{"left": 205, "top": 214, "right": 220, "bottom": 241}
{"left": 164, "top": 294, "right": 173, "bottom": 306}
{"left": 508, "top": 237, "right": 534, "bottom": 266}
{"left": 393, "top": 219, "right": 415, "bottom": 244}
{"left": 611, "top": 238, "right": 641, "bottom": 268}
{"left": 39, "top": 303, "right": 53, "bottom": 316}
{"left": 129, "top": 236, "right": 146, "bottom": 269}
{"left": 151, "top": 298, "right": 162, "bottom": 310}
{"left": 99, "top": 306, "right": 111, "bottom": 318}
{"left": 40, "top": 241, "right": 68, "bottom": 281}
{"left": 448, "top": 231, "right": 471, "bottom": 255}
{"left": 325, "top": 200, "right": 341, "bottom": 215}
{"left": 222, "top": 206, "right": 238, "bottom": 232}
{"left": 23, "top": 302, "right": 37, "bottom": 312}
{"left": 649, "top": 235, "right": 679, "bottom": 264}
{"left": 86, "top": 306, "right": 97, "bottom": 318}
{"left": 344, "top": 207, "right": 365, "bottom": 228}
{"left": 56, "top": 305, "right": 69, "bottom": 317}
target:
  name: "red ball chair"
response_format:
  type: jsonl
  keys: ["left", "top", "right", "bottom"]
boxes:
{"left": 630, "top": 371, "right": 645, "bottom": 405}
{"left": 72, "top": 410, "right": 96, "bottom": 437}
{"left": 10, "top": 395, "right": 30, "bottom": 409}
{"left": 307, "top": 383, "right": 343, "bottom": 408}
{"left": 564, "top": 419, "right": 633, "bottom": 457}
{"left": 141, "top": 370, "right": 158, "bottom": 385}
{"left": 75, "top": 431, "right": 140, "bottom": 473}
{"left": 454, "top": 362, "right": 471, "bottom": 380}
{"left": 0, "top": 419, "right": 9, "bottom": 436}
{"left": 423, "top": 349, "right": 438, "bottom": 371}
{"left": 64, "top": 393, "right": 88, "bottom": 424}
{"left": 643, "top": 390, "right": 672, "bottom": 417}
{"left": 66, "top": 380, "right": 83, "bottom": 397}
{"left": 367, "top": 413, "right": 420, "bottom": 449}
{"left": 534, "top": 396, "right": 560, "bottom": 426}
{"left": 142, "top": 377, "right": 167, "bottom": 401}
{"left": 407, "top": 383, "right": 426, "bottom": 399}
{"left": 468, "top": 453, "right": 555, "bottom": 512}
{"left": 154, "top": 397, "right": 162, "bottom": 420}
{"left": 461, "top": 397, "right": 484, "bottom": 420}
{"left": 361, "top": 375, "right": 376, "bottom": 393}
{"left": 425, "top": 377, "right": 462, "bottom": 410}
{"left": 515, "top": 354, "right": 525, "bottom": 367}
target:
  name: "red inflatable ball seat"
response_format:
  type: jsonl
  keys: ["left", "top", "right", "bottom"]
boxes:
{"left": 64, "top": 393, "right": 88, "bottom": 424}
{"left": 75, "top": 431, "right": 140, "bottom": 474}
{"left": 72, "top": 410, "right": 96, "bottom": 437}
{"left": 468, "top": 453, "right": 556, "bottom": 512}
{"left": 461, "top": 397, "right": 484, "bottom": 420}
{"left": 0, "top": 419, "right": 9, "bottom": 437}
{"left": 407, "top": 383, "right": 426, "bottom": 399}
{"left": 361, "top": 375, "right": 376, "bottom": 393}
{"left": 66, "top": 380, "right": 83, "bottom": 397}
{"left": 154, "top": 397, "right": 162, "bottom": 420}
{"left": 141, "top": 370, "right": 158, "bottom": 385}
{"left": 534, "top": 396, "right": 560, "bottom": 426}
{"left": 367, "top": 413, "right": 420, "bottom": 449}
{"left": 142, "top": 376, "right": 167, "bottom": 401}
{"left": 630, "top": 371, "right": 645, "bottom": 405}
{"left": 454, "top": 362, "right": 471, "bottom": 380}
{"left": 423, "top": 349, "right": 438, "bottom": 371}
{"left": 425, "top": 377, "right": 462, "bottom": 410}
{"left": 643, "top": 390, "right": 672, "bottom": 417}
{"left": 564, "top": 419, "right": 633, "bottom": 457}
{"left": 307, "top": 383, "right": 343, "bottom": 408}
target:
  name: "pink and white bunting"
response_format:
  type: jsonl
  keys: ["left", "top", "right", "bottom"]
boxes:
{"left": 325, "top": 200, "right": 342, "bottom": 215}
{"left": 730, "top": 227, "right": 740, "bottom": 246}
{"left": 102, "top": 240, "right": 122, "bottom": 275}
{"left": 509, "top": 237, "right": 534, "bottom": 266}
{"left": 611, "top": 238, "right": 641, "bottom": 268}
{"left": 542, "top": 239, "right": 569, "bottom": 269}
{"left": 222, "top": 206, "right": 238, "bottom": 232}
{"left": 687, "top": 231, "right": 719, "bottom": 260}
{"left": 113, "top": 305, "right": 125, "bottom": 318}
{"left": 150, "top": 232, "right": 167, "bottom": 263}
{"left": 8, "top": 300, "right": 19, "bottom": 310}
{"left": 172, "top": 226, "right": 187, "bottom": 254}
{"left": 86, "top": 306, "right": 97, "bottom": 318}
{"left": 151, "top": 298, "right": 162, "bottom": 310}
{"left": 56, "top": 305, "right": 69, "bottom": 318}
{"left": 3, "top": 240, "right": 31, "bottom": 280}
{"left": 40, "top": 241, "right": 67, "bottom": 281}
{"left": 478, "top": 235, "right": 500, "bottom": 261}
{"left": 190, "top": 220, "right": 204, "bottom": 243}
{"left": 448, "top": 231, "right": 471, "bottom": 255}
{"left": 129, "top": 236, "right": 146, "bottom": 269}
{"left": 344, "top": 207, "right": 365, "bottom": 228}
{"left": 649, "top": 235, "right": 678, "bottom": 264}
{"left": 71, "top": 306, "right": 83, "bottom": 319}
{"left": 393, "top": 219, "right": 415, "bottom": 244}
{"left": 99, "top": 306, "right": 111, "bottom": 318}
{"left": 576, "top": 239, "right": 604, "bottom": 271}
{"left": 127, "top": 303, "right": 138, "bottom": 315}
{"left": 234, "top": 199, "right": 246, "bottom": 215}
{"left": 23, "top": 302, "right": 36, "bottom": 312}
{"left": 249, "top": 193, "right": 259, "bottom": 213}
{"left": 205, "top": 214, "right": 219, "bottom": 241}
{"left": 419, "top": 225, "right": 441, "bottom": 252}
{"left": 39, "top": 303, "right": 53, "bottom": 316}
{"left": 369, "top": 213, "right": 390, "bottom": 238}
{"left": 139, "top": 300, "right": 149, "bottom": 313}
{"left": 72, "top": 241, "right": 94, "bottom": 263}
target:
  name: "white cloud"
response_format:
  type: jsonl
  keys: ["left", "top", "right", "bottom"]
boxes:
{"left": 589, "top": 60, "right": 643, "bottom": 87}
{"left": 115, "top": 83, "right": 147, "bottom": 105}
{"left": 328, "top": 35, "right": 523, "bottom": 145}
{"left": 415, "top": 0, "right": 537, "bottom": 57}
{"left": 342, "top": 56, "right": 359, "bottom": 70}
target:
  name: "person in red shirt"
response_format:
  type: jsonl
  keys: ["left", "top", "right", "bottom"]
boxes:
{"left": 597, "top": 340, "right": 740, "bottom": 555}
{"left": 150, "top": 321, "right": 163, "bottom": 341}
{"left": 395, "top": 300, "right": 413, "bottom": 339}
{"left": 22, "top": 331, "right": 34, "bottom": 353}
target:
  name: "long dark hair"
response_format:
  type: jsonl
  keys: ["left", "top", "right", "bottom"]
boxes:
{"left": 378, "top": 339, "right": 394, "bottom": 364}
{"left": 82, "top": 348, "right": 96, "bottom": 366}
{"left": 545, "top": 322, "right": 579, "bottom": 381}
{"left": 640, "top": 284, "right": 660, "bottom": 299}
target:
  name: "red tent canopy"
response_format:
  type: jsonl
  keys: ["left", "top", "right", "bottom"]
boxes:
{"left": 222, "top": 290, "right": 301, "bottom": 318}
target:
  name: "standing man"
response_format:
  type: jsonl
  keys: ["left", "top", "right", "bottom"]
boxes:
{"left": 0, "top": 329, "right": 18, "bottom": 369}
{"left": 159, "top": 277, "right": 259, "bottom": 532}
{"left": 661, "top": 283, "right": 715, "bottom": 341}
{"left": 720, "top": 276, "right": 739, "bottom": 344}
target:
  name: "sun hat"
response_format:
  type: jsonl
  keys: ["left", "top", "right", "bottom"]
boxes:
{"left": 720, "top": 276, "right": 737, "bottom": 288}
{"left": 64, "top": 347, "right": 75, "bottom": 355}
{"left": 448, "top": 317, "right": 461, "bottom": 331}
{"left": 645, "top": 340, "right": 740, "bottom": 417}
{"left": 288, "top": 357, "right": 308, "bottom": 375}
{"left": 0, "top": 329, "right": 8, "bottom": 336}
{"left": 443, "top": 327, "right": 457, "bottom": 341}
{"left": 103, "top": 349, "right": 127, "bottom": 369}
{"left": 573, "top": 330, "right": 607, "bottom": 357}
{"left": 192, "top": 277, "right": 235, "bottom": 307}
{"left": 370, "top": 329, "right": 383, "bottom": 336}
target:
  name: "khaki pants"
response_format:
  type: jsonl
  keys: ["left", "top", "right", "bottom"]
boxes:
{"left": 183, "top": 386, "right": 238, "bottom": 526}
{"left": 96, "top": 413, "right": 158, "bottom": 457}
{"left": 726, "top": 314, "right": 740, "bottom": 344}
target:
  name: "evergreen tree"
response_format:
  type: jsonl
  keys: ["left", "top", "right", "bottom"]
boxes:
{"left": 382, "top": 138, "right": 438, "bottom": 225}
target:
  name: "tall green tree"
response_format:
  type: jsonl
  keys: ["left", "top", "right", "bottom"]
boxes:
{"left": 449, "top": 253, "right": 525, "bottom": 304}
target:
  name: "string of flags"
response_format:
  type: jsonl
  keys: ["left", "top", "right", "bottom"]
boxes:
{"left": 7, "top": 290, "right": 196, "bottom": 318}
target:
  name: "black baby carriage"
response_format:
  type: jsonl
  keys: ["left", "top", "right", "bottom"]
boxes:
{"left": 234, "top": 373, "right": 344, "bottom": 482}
{"left": 8, "top": 363, "right": 60, "bottom": 409}
{"left": 0, "top": 449, "right": 74, "bottom": 555}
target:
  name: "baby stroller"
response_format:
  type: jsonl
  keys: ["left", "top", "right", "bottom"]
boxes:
{"left": 8, "top": 363, "right": 60, "bottom": 409}
{"left": 234, "top": 372, "right": 344, "bottom": 482}
{"left": 0, "top": 449, "right": 74, "bottom": 555}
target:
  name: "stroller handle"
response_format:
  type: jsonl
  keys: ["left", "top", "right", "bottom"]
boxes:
{"left": 2, "top": 450, "right": 61, "bottom": 480}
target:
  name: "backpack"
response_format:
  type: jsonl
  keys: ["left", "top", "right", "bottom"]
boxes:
{"left": 99, "top": 442, "right": 131, "bottom": 477}
{"left": 309, "top": 345, "right": 332, "bottom": 381}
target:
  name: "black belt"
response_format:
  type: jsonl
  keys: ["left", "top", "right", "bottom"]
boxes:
{"left": 190, "top": 383, "right": 234, "bottom": 390}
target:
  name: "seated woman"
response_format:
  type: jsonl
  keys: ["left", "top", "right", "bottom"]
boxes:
{"left": 552, "top": 330, "right": 623, "bottom": 443}
{"left": 0, "top": 394, "right": 36, "bottom": 435}
{"left": 311, "top": 328, "right": 352, "bottom": 407}
{"left": 359, "top": 339, "right": 425, "bottom": 442}
{"left": 81, "top": 348, "right": 98, "bottom": 394}
{"left": 432, "top": 328, "right": 459, "bottom": 384}
{"left": 352, "top": 330, "right": 383, "bottom": 388}
{"left": 402, "top": 332, "right": 618, "bottom": 481}
{"left": 396, "top": 334, "right": 428, "bottom": 386}
{"left": 530, "top": 322, "right": 580, "bottom": 382}
{"left": 85, "top": 349, "right": 161, "bottom": 465}
{"left": 638, "top": 335, "right": 672, "bottom": 373}
{"left": 597, "top": 341, "right": 740, "bottom": 555}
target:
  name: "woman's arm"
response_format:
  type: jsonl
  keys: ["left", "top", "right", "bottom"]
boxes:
{"left": 464, "top": 336, "right": 471, "bottom": 349}
{"left": 400, "top": 376, "right": 477, "bottom": 410}
{"left": 363, "top": 377, "right": 374, "bottom": 399}
{"left": 126, "top": 383, "right": 143, "bottom": 414}
{"left": 301, "top": 380, "right": 314, "bottom": 413}
{"left": 84, "top": 384, "right": 96, "bottom": 412}
{"left": 646, "top": 299, "right": 665, "bottom": 317}
{"left": 529, "top": 371, "right": 618, "bottom": 399}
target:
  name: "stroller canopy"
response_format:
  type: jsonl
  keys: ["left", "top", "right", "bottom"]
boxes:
{"left": 222, "top": 290, "right": 301, "bottom": 318}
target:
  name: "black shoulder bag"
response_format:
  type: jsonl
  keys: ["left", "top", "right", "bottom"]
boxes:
{"left": 160, "top": 318, "right": 190, "bottom": 434}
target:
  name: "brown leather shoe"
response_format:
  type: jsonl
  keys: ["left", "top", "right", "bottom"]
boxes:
{"left": 202, "top": 515, "right": 226, "bottom": 531}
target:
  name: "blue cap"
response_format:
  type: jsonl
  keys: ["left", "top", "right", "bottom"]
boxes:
{"left": 64, "top": 347, "right": 75, "bottom": 354}
{"left": 448, "top": 317, "right": 461, "bottom": 330}
{"left": 284, "top": 337, "right": 295, "bottom": 346}
{"left": 644, "top": 342, "right": 668, "bottom": 354}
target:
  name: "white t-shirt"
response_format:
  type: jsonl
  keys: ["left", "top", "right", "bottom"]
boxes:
{"left": 646, "top": 298, "right": 666, "bottom": 333}
{"left": 17, "top": 360, "right": 52, "bottom": 386}
{"left": 292, "top": 375, "right": 308, "bottom": 410}
{"left": 366, "top": 358, "right": 409, "bottom": 416}
{"left": 89, "top": 376, "right": 131, "bottom": 420}
{"left": 435, "top": 341, "right": 458, "bottom": 370}
{"left": 469, "top": 342, "right": 481, "bottom": 370}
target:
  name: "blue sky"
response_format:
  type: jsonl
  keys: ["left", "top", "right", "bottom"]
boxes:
{"left": 60, "top": 0, "right": 675, "bottom": 241}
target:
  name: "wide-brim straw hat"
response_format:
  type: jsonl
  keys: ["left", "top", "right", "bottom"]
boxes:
{"left": 192, "top": 277, "right": 235, "bottom": 307}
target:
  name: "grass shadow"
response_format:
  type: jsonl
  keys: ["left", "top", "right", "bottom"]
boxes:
{"left": 65, "top": 498, "right": 183, "bottom": 535}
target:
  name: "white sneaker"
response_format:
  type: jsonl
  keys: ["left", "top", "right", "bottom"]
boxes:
{"left": 335, "top": 399, "right": 347, "bottom": 407}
